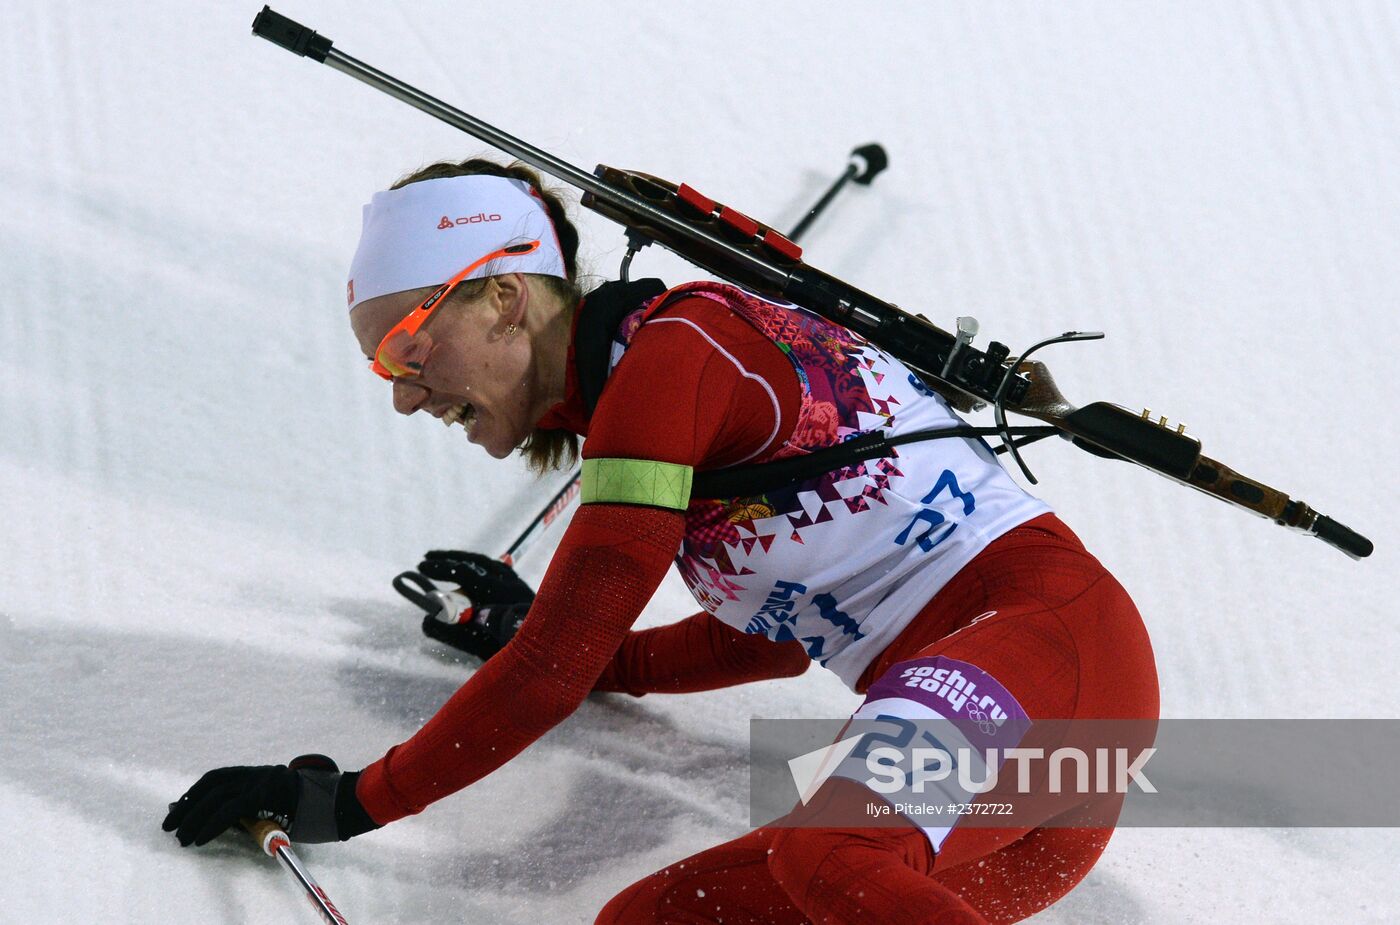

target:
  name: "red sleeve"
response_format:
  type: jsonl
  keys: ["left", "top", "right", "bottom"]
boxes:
{"left": 355, "top": 503, "right": 683, "bottom": 825}
{"left": 593, "top": 610, "right": 809, "bottom": 696}
{"left": 355, "top": 295, "right": 808, "bottom": 824}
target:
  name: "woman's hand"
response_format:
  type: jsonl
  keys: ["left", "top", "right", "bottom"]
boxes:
{"left": 408, "top": 550, "right": 534, "bottom": 660}
{"left": 162, "top": 755, "right": 379, "bottom": 847}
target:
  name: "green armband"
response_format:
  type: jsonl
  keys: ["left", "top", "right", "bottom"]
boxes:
{"left": 580, "top": 458, "right": 694, "bottom": 510}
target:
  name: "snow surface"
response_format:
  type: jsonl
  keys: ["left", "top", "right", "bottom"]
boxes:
{"left": 2, "top": 1, "right": 1398, "bottom": 922}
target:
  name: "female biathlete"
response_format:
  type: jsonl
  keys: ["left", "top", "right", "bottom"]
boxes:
{"left": 164, "top": 159, "right": 1159, "bottom": 924}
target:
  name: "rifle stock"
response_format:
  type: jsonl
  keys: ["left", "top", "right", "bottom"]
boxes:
{"left": 1009, "top": 361, "right": 1371, "bottom": 558}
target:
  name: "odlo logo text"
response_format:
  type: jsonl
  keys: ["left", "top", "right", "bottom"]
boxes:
{"left": 438, "top": 213, "right": 502, "bottom": 229}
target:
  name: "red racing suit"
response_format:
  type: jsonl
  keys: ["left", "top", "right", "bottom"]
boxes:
{"left": 355, "top": 281, "right": 1159, "bottom": 924}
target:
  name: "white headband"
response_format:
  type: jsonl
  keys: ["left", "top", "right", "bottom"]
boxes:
{"left": 346, "top": 174, "right": 567, "bottom": 312}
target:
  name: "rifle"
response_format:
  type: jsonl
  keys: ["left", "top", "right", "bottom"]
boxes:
{"left": 249, "top": 7, "right": 1373, "bottom": 561}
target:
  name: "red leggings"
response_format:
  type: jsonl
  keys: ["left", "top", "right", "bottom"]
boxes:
{"left": 598, "top": 514, "right": 1159, "bottom": 924}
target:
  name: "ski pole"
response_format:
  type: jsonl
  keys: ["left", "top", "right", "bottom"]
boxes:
{"left": 502, "top": 472, "right": 582, "bottom": 566}
{"left": 787, "top": 143, "right": 888, "bottom": 241}
{"left": 499, "top": 146, "right": 890, "bottom": 567}
{"left": 242, "top": 818, "right": 352, "bottom": 925}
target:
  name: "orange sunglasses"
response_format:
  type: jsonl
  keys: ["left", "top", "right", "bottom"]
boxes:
{"left": 370, "top": 239, "right": 543, "bottom": 380}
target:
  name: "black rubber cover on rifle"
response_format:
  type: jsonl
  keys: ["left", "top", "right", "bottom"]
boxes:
{"left": 1061, "top": 403, "right": 1200, "bottom": 479}
{"left": 1312, "top": 515, "right": 1374, "bottom": 559}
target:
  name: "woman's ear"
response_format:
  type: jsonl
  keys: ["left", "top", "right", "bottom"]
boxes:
{"left": 493, "top": 272, "right": 528, "bottom": 332}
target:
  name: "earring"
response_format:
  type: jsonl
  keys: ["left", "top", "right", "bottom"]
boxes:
{"left": 505, "top": 323, "right": 518, "bottom": 337}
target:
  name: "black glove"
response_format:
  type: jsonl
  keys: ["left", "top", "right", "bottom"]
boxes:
{"left": 162, "top": 754, "right": 379, "bottom": 847}
{"left": 395, "top": 550, "right": 534, "bottom": 661}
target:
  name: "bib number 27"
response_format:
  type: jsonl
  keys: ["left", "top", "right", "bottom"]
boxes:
{"left": 895, "top": 469, "right": 975, "bottom": 553}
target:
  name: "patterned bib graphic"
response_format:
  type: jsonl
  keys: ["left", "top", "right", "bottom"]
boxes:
{"left": 608, "top": 282, "right": 1051, "bottom": 688}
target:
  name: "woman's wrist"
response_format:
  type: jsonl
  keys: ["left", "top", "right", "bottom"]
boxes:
{"left": 335, "top": 770, "right": 382, "bottom": 840}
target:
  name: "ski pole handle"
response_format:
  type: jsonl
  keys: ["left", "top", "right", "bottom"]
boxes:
{"left": 242, "top": 816, "right": 289, "bottom": 856}
{"left": 240, "top": 817, "right": 353, "bottom": 925}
